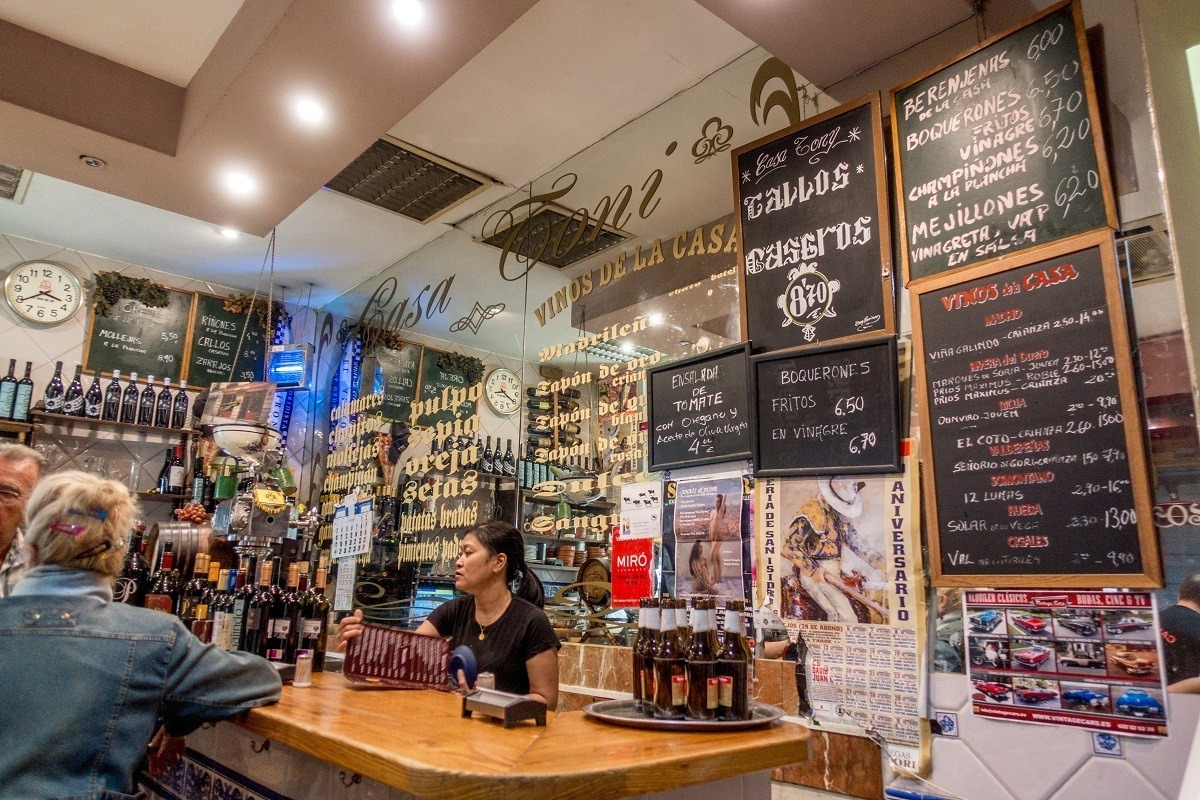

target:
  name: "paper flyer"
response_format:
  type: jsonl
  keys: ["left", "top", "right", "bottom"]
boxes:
{"left": 673, "top": 476, "right": 744, "bottom": 601}
{"left": 620, "top": 480, "right": 664, "bottom": 540}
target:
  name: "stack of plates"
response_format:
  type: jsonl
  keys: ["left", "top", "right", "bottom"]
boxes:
{"left": 524, "top": 544, "right": 538, "bottom": 563}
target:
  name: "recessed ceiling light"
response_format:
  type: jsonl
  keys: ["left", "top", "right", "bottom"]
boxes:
{"left": 392, "top": 0, "right": 425, "bottom": 26}
{"left": 222, "top": 169, "right": 258, "bottom": 198}
{"left": 79, "top": 155, "right": 106, "bottom": 169}
{"left": 620, "top": 342, "right": 634, "bottom": 354}
{"left": 220, "top": 228, "right": 240, "bottom": 239}
{"left": 292, "top": 95, "right": 328, "bottom": 127}
{"left": 649, "top": 313, "right": 664, "bottom": 326}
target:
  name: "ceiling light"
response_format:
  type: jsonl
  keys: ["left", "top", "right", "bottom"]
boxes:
{"left": 222, "top": 169, "right": 259, "bottom": 198}
{"left": 649, "top": 313, "right": 664, "bottom": 326}
{"left": 220, "top": 228, "right": 240, "bottom": 239}
{"left": 79, "top": 155, "right": 106, "bottom": 169}
{"left": 292, "top": 95, "right": 328, "bottom": 127}
{"left": 620, "top": 342, "right": 634, "bottom": 354}
{"left": 392, "top": 0, "right": 425, "bottom": 26}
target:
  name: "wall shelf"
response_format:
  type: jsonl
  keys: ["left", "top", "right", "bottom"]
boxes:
{"left": 31, "top": 411, "right": 197, "bottom": 438}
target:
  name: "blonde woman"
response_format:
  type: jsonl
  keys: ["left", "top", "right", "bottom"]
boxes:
{"left": 0, "top": 471, "right": 281, "bottom": 799}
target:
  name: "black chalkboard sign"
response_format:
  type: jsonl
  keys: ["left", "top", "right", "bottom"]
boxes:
{"left": 891, "top": 0, "right": 1115, "bottom": 284}
{"left": 647, "top": 343, "right": 753, "bottom": 471}
{"left": 370, "top": 341, "right": 423, "bottom": 423}
{"left": 913, "top": 231, "right": 1159, "bottom": 587}
{"left": 83, "top": 288, "right": 193, "bottom": 382}
{"left": 415, "top": 347, "right": 476, "bottom": 427}
{"left": 733, "top": 94, "right": 894, "bottom": 353}
{"left": 186, "top": 293, "right": 268, "bottom": 388}
{"left": 752, "top": 335, "right": 901, "bottom": 476}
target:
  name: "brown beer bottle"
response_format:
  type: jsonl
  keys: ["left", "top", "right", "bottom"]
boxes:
{"left": 631, "top": 598, "right": 647, "bottom": 712}
{"left": 653, "top": 599, "right": 686, "bottom": 719}
{"left": 639, "top": 598, "right": 661, "bottom": 715}
{"left": 717, "top": 600, "right": 752, "bottom": 720}
{"left": 685, "top": 597, "right": 719, "bottom": 720}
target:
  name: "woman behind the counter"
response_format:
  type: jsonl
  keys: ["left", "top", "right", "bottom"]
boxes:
{"left": 339, "top": 520, "right": 560, "bottom": 707}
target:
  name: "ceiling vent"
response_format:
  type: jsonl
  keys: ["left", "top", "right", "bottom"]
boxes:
{"left": 1119, "top": 229, "right": 1173, "bottom": 285}
{"left": 325, "top": 137, "right": 493, "bottom": 223}
{"left": 478, "top": 204, "right": 629, "bottom": 270}
{"left": 0, "top": 163, "right": 30, "bottom": 203}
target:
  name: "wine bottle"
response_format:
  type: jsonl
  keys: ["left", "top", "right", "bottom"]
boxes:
{"left": 154, "top": 377, "right": 173, "bottom": 427}
{"left": 12, "top": 362, "right": 33, "bottom": 422}
{"left": 178, "top": 553, "right": 210, "bottom": 626}
{"left": 241, "top": 561, "right": 274, "bottom": 656}
{"left": 211, "top": 569, "right": 235, "bottom": 649}
{"left": 474, "top": 435, "right": 484, "bottom": 470}
{"left": 653, "top": 599, "right": 687, "bottom": 719}
{"left": 632, "top": 598, "right": 649, "bottom": 714}
{"left": 266, "top": 564, "right": 301, "bottom": 662}
{"left": 229, "top": 565, "right": 253, "bottom": 651}
{"left": 196, "top": 558, "right": 222, "bottom": 623}
{"left": 120, "top": 372, "right": 139, "bottom": 424}
{"left": 167, "top": 445, "right": 186, "bottom": 494}
{"left": 0, "top": 359, "right": 16, "bottom": 420}
{"left": 144, "top": 544, "right": 179, "bottom": 614}
{"left": 502, "top": 439, "right": 515, "bottom": 476}
{"left": 191, "top": 456, "right": 210, "bottom": 505}
{"left": 481, "top": 436, "right": 494, "bottom": 473}
{"left": 137, "top": 375, "right": 156, "bottom": 425}
{"left": 171, "top": 380, "right": 189, "bottom": 429}
{"left": 62, "top": 365, "right": 85, "bottom": 417}
{"left": 102, "top": 370, "right": 122, "bottom": 421}
{"left": 114, "top": 531, "right": 150, "bottom": 606}
{"left": 299, "top": 567, "right": 330, "bottom": 670}
{"left": 42, "top": 361, "right": 65, "bottom": 414}
{"left": 83, "top": 374, "right": 103, "bottom": 420}
{"left": 525, "top": 397, "right": 552, "bottom": 412}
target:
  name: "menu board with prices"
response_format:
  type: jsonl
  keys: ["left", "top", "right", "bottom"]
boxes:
{"left": 369, "top": 341, "right": 423, "bottom": 423}
{"left": 733, "top": 94, "right": 894, "bottom": 352}
{"left": 891, "top": 0, "right": 1115, "bottom": 284}
{"left": 647, "top": 343, "right": 752, "bottom": 471}
{"left": 913, "top": 231, "right": 1159, "bottom": 587}
{"left": 415, "top": 347, "right": 476, "bottom": 427}
{"left": 187, "top": 293, "right": 268, "bottom": 388}
{"left": 752, "top": 335, "right": 901, "bottom": 476}
{"left": 83, "top": 288, "right": 193, "bottom": 382}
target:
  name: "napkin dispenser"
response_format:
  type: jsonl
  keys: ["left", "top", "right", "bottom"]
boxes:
{"left": 461, "top": 688, "right": 547, "bottom": 728}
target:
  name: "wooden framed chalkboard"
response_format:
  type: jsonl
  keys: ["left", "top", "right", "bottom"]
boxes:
{"left": 187, "top": 292, "right": 269, "bottom": 388}
{"left": 647, "top": 342, "right": 753, "bottom": 471}
{"left": 751, "top": 335, "right": 901, "bottom": 476}
{"left": 83, "top": 288, "right": 194, "bottom": 382}
{"left": 732, "top": 93, "right": 894, "bottom": 353}
{"left": 912, "top": 230, "right": 1160, "bottom": 587}
{"left": 890, "top": 0, "right": 1116, "bottom": 286}
{"left": 366, "top": 341, "right": 423, "bottom": 423}
{"left": 415, "top": 347, "right": 476, "bottom": 428}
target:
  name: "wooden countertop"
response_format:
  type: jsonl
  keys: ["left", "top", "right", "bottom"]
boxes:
{"left": 237, "top": 673, "right": 809, "bottom": 800}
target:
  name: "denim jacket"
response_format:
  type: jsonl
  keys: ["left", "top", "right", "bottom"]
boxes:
{"left": 0, "top": 565, "right": 282, "bottom": 800}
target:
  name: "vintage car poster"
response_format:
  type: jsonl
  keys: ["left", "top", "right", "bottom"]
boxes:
{"left": 673, "top": 476, "right": 744, "bottom": 600}
{"left": 756, "top": 441, "right": 928, "bottom": 772}
{"left": 965, "top": 590, "right": 1169, "bottom": 737}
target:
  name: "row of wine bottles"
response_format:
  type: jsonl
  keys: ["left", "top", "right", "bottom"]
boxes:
{"left": 632, "top": 597, "right": 755, "bottom": 722}
{"left": 120, "top": 538, "right": 329, "bottom": 668}
{"left": 428, "top": 434, "right": 517, "bottom": 477}
{"left": 0, "top": 359, "right": 34, "bottom": 422}
{"left": 0, "top": 359, "right": 193, "bottom": 427}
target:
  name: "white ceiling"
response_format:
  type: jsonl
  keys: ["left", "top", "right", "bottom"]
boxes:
{"left": 0, "top": 0, "right": 244, "bottom": 87}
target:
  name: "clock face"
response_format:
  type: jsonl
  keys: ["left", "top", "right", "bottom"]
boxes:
{"left": 485, "top": 368, "right": 521, "bottom": 416}
{"left": 4, "top": 261, "right": 82, "bottom": 326}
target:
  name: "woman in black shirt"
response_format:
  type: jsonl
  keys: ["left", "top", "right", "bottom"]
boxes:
{"left": 339, "top": 520, "right": 560, "bottom": 706}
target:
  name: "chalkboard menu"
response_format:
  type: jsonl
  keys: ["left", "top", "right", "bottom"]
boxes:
{"left": 891, "top": 0, "right": 1115, "bottom": 284}
{"left": 371, "top": 342, "right": 423, "bottom": 423}
{"left": 648, "top": 343, "right": 753, "bottom": 471}
{"left": 83, "top": 288, "right": 193, "bottom": 382}
{"left": 913, "top": 231, "right": 1159, "bottom": 587}
{"left": 752, "top": 335, "right": 901, "bottom": 476}
{"left": 187, "top": 293, "right": 268, "bottom": 388}
{"left": 415, "top": 347, "right": 476, "bottom": 427}
{"left": 733, "top": 94, "right": 893, "bottom": 353}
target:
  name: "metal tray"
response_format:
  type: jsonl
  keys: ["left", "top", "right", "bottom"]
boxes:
{"left": 583, "top": 699, "right": 784, "bottom": 732}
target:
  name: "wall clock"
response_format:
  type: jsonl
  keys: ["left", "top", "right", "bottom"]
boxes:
{"left": 3, "top": 261, "right": 82, "bottom": 326}
{"left": 484, "top": 367, "right": 521, "bottom": 416}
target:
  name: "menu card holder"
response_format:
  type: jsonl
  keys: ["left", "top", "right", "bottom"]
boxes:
{"left": 343, "top": 622, "right": 452, "bottom": 690}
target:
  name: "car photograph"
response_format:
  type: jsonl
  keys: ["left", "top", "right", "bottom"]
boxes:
{"left": 1057, "top": 653, "right": 1106, "bottom": 670}
{"left": 970, "top": 609, "right": 1003, "bottom": 632}
{"left": 1061, "top": 688, "right": 1110, "bottom": 710}
{"left": 973, "top": 681, "right": 1012, "bottom": 701}
{"left": 1012, "top": 645, "right": 1053, "bottom": 669}
{"left": 1056, "top": 614, "right": 1100, "bottom": 637}
{"left": 1013, "top": 687, "right": 1059, "bottom": 704}
{"left": 1011, "top": 614, "right": 1051, "bottom": 635}
{"left": 1109, "top": 650, "right": 1156, "bottom": 677}
{"left": 1115, "top": 689, "right": 1164, "bottom": 718}
{"left": 1104, "top": 616, "right": 1153, "bottom": 636}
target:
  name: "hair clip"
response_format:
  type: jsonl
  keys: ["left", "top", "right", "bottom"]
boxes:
{"left": 50, "top": 522, "right": 88, "bottom": 537}
{"left": 68, "top": 508, "right": 108, "bottom": 522}
{"left": 74, "top": 540, "right": 113, "bottom": 561}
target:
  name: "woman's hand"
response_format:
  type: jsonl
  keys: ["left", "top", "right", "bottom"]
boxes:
{"left": 147, "top": 728, "right": 186, "bottom": 772}
{"left": 336, "top": 609, "right": 364, "bottom": 653}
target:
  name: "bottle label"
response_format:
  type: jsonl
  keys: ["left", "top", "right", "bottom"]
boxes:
{"left": 707, "top": 677, "right": 720, "bottom": 710}
{"left": 84, "top": 400, "right": 101, "bottom": 417}
{"left": 266, "top": 649, "right": 285, "bottom": 661}
{"left": 245, "top": 608, "right": 262, "bottom": 632}
{"left": 13, "top": 385, "right": 32, "bottom": 419}
{"left": 0, "top": 384, "right": 14, "bottom": 415}
{"left": 169, "top": 466, "right": 185, "bottom": 488}
{"left": 114, "top": 577, "right": 138, "bottom": 603}
{"left": 213, "top": 612, "right": 230, "bottom": 649}
{"left": 145, "top": 594, "right": 173, "bottom": 613}
{"left": 671, "top": 674, "right": 687, "bottom": 706}
{"left": 301, "top": 619, "right": 322, "bottom": 638}
{"left": 195, "top": 602, "right": 209, "bottom": 619}
{"left": 271, "top": 619, "right": 291, "bottom": 637}
{"left": 63, "top": 397, "right": 82, "bottom": 414}
{"left": 719, "top": 676, "right": 734, "bottom": 707}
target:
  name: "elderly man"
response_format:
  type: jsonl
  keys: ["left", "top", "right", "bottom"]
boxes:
{"left": 0, "top": 443, "right": 45, "bottom": 598}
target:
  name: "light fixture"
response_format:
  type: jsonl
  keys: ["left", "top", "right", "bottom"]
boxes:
{"left": 292, "top": 94, "right": 328, "bottom": 127}
{"left": 220, "top": 228, "right": 240, "bottom": 239}
{"left": 392, "top": 0, "right": 425, "bottom": 27}
{"left": 79, "top": 155, "right": 106, "bottom": 169}
{"left": 222, "top": 169, "right": 259, "bottom": 198}
{"left": 649, "top": 313, "right": 664, "bottom": 326}
{"left": 620, "top": 342, "right": 634, "bottom": 354}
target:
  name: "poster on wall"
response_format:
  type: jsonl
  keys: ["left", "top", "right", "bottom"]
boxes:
{"left": 756, "top": 441, "right": 928, "bottom": 771}
{"left": 964, "top": 590, "right": 1168, "bottom": 737}
{"left": 611, "top": 525, "right": 654, "bottom": 609}
{"left": 620, "top": 480, "right": 663, "bottom": 540}
{"left": 672, "top": 476, "right": 744, "bottom": 601}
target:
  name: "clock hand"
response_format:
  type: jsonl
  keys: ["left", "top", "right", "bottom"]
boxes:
{"left": 502, "top": 389, "right": 518, "bottom": 402}
{"left": 42, "top": 292, "right": 63, "bottom": 302}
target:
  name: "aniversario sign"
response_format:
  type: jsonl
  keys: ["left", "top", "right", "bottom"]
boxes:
{"left": 913, "top": 231, "right": 1159, "bottom": 587}
{"left": 733, "top": 94, "right": 893, "bottom": 352}
{"left": 891, "top": 0, "right": 1115, "bottom": 284}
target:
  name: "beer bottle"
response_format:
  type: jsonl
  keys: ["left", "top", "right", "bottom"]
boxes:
{"left": 638, "top": 597, "right": 660, "bottom": 716}
{"left": 653, "top": 599, "right": 686, "bottom": 719}
{"left": 631, "top": 599, "right": 649, "bottom": 713}
{"left": 717, "top": 600, "right": 752, "bottom": 720}
{"left": 685, "top": 597, "right": 719, "bottom": 720}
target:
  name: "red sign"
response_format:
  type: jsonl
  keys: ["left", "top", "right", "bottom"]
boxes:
{"left": 611, "top": 525, "right": 653, "bottom": 608}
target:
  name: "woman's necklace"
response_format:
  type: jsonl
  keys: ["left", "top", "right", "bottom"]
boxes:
{"left": 477, "top": 621, "right": 489, "bottom": 641}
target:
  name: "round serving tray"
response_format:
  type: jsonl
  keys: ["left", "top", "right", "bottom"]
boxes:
{"left": 583, "top": 699, "right": 784, "bottom": 732}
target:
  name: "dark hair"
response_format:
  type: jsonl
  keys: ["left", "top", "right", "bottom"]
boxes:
{"left": 688, "top": 541, "right": 706, "bottom": 576}
{"left": 466, "top": 520, "right": 545, "bottom": 608}
{"left": 1180, "top": 574, "right": 1200, "bottom": 605}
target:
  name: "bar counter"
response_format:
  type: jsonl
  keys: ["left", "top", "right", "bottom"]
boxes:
{"left": 213, "top": 673, "right": 809, "bottom": 800}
